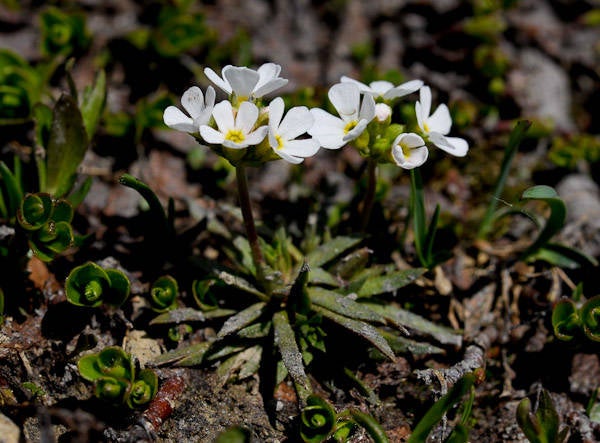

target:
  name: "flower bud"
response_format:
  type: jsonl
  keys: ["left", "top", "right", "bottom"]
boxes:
{"left": 374, "top": 103, "right": 392, "bottom": 123}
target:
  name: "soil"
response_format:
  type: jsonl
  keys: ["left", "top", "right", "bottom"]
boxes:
{"left": 1, "top": 0, "right": 600, "bottom": 442}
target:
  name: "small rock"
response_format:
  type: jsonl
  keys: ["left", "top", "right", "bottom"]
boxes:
{"left": 509, "top": 49, "right": 575, "bottom": 131}
{"left": 122, "top": 330, "right": 163, "bottom": 368}
{"left": 0, "top": 413, "right": 20, "bottom": 443}
{"left": 570, "top": 354, "right": 600, "bottom": 396}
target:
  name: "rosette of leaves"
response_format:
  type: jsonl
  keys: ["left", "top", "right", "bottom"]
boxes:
{"left": 39, "top": 7, "right": 91, "bottom": 58}
{"left": 16, "top": 192, "right": 75, "bottom": 261}
{"left": 299, "top": 394, "right": 389, "bottom": 443}
{"left": 149, "top": 275, "right": 179, "bottom": 312}
{"left": 151, "top": 226, "right": 460, "bottom": 404}
{"left": 552, "top": 292, "right": 600, "bottom": 342}
{"left": 65, "top": 262, "right": 130, "bottom": 308}
{"left": 78, "top": 346, "right": 158, "bottom": 409}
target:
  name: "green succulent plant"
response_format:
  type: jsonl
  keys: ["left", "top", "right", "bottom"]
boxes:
{"left": 149, "top": 275, "right": 179, "bottom": 312}
{"left": 78, "top": 346, "right": 158, "bottom": 409}
{"left": 552, "top": 284, "right": 600, "bottom": 343}
{"left": 39, "top": 7, "right": 91, "bottom": 58}
{"left": 65, "top": 262, "right": 131, "bottom": 308}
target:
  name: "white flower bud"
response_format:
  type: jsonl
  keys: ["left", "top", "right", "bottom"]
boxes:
{"left": 374, "top": 103, "right": 392, "bottom": 122}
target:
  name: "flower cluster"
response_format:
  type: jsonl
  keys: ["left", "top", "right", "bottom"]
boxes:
{"left": 163, "top": 62, "right": 469, "bottom": 169}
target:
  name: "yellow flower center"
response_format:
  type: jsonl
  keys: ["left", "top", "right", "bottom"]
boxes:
{"left": 423, "top": 122, "right": 430, "bottom": 133}
{"left": 402, "top": 144, "right": 412, "bottom": 158}
{"left": 275, "top": 134, "right": 284, "bottom": 150}
{"left": 225, "top": 129, "right": 245, "bottom": 143}
{"left": 344, "top": 120, "right": 358, "bottom": 134}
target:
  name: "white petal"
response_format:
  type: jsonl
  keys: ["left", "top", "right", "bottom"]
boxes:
{"left": 181, "top": 86, "right": 205, "bottom": 119}
{"left": 368, "top": 80, "right": 393, "bottom": 96}
{"left": 340, "top": 76, "right": 371, "bottom": 94}
{"left": 223, "top": 139, "right": 247, "bottom": 149}
{"left": 444, "top": 136, "right": 469, "bottom": 157}
{"left": 279, "top": 106, "right": 313, "bottom": 140}
{"left": 399, "top": 133, "right": 426, "bottom": 149}
{"left": 268, "top": 128, "right": 279, "bottom": 149}
{"left": 358, "top": 93, "right": 376, "bottom": 122}
{"left": 212, "top": 100, "right": 235, "bottom": 133}
{"left": 428, "top": 104, "right": 452, "bottom": 135}
{"left": 383, "top": 79, "right": 424, "bottom": 100}
{"left": 199, "top": 125, "right": 225, "bottom": 144}
{"left": 308, "top": 109, "right": 346, "bottom": 149}
{"left": 268, "top": 97, "right": 285, "bottom": 131}
{"left": 275, "top": 149, "right": 304, "bottom": 164}
{"left": 280, "top": 138, "right": 320, "bottom": 157}
{"left": 253, "top": 78, "right": 288, "bottom": 98}
{"left": 244, "top": 126, "right": 268, "bottom": 146}
{"left": 415, "top": 101, "right": 426, "bottom": 132}
{"left": 224, "top": 67, "right": 259, "bottom": 98}
{"left": 163, "top": 106, "right": 196, "bottom": 133}
{"left": 236, "top": 101, "right": 259, "bottom": 134}
{"left": 419, "top": 86, "right": 432, "bottom": 119}
{"left": 205, "top": 86, "right": 216, "bottom": 108}
{"left": 328, "top": 83, "right": 360, "bottom": 120}
{"left": 342, "top": 118, "right": 368, "bottom": 142}
{"left": 204, "top": 67, "right": 232, "bottom": 94}
{"left": 429, "top": 132, "right": 467, "bottom": 156}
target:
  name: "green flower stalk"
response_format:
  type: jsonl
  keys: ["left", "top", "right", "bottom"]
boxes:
{"left": 65, "top": 262, "right": 130, "bottom": 307}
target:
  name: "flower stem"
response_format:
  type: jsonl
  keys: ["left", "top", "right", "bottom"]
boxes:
{"left": 236, "top": 165, "right": 265, "bottom": 280}
{"left": 360, "top": 159, "right": 377, "bottom": 231}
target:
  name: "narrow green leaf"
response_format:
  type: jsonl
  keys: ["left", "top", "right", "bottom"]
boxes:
{"left": 308, "top": 287, "right": 385, "bottom": 324}
{"left": 377, "top": 330, "right": 445, "bottom": 356}
{"left": 217, "top": 302, "right": 267, "bottom": 338}
{"left": 312, "top": 305, "right": 395, "bottom": 360}
{"left": 0, "top": 161, "right": 23, "bottom": 218}
{"left": 348, "top": 409, "right": 390, "bottom": 443}
{"left": 67, "top": 176, "right": 93, "bottom": 207}
{"left": 478, "top": 120, "right": 531, "bottom": 239}
{"left": 424, "top": 204, "right": 441, "bottom": 265}
{"left": 532, "top": 243, "right": 598, "bottom": 269}
{"left": 410, "top": 168, "right": 427, "bottom": 266}
{"left": 355, "top": 268, "right": 425, "bottom": 298}
{"left": 216, "top": 269, "right": 267, "bottom": 300}
{"left": 520, "top": 185, "right": 566, "bottom": 260}
{"left": 45, "top": 94, "right": 89, "bottom": 197}
{"left": 148, "top": 342, "right": 211, "bottom": 367}
{"left": 306, "top": 235, "right": 363, "bottom": 268}
{"left": 149, "top": 307, "right": 235, "bottom": 325}
{"left": 309, "top": 267, "right": 339, "bottom": 286}
{"left": 367, "top": 303, "right": 462, "bottom": 347}
{"left": 273, "top": 310, "right": 311, "bottom": 401}
{"left": 80, "top": 70, "right": 106, "bottom": 139}
{"left": 407, "top": 374, "right": 476, "bottom": 443}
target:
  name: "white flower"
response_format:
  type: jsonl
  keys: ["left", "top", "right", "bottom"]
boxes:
{"left": 341, "top": 76, "right": 423, "bottom": 100}
{"left": 308, "top": 83, "right": 375, "bottom": 150}
{"left": 204, "top": 63, "right": 288, "bottom": 100}
{"left": 415, "top": 86, "right": 468, "bottom": 157}
{"left": 391, "top": 133, "right": 428, "bottom": 169}
{"left": 268, "top": 97, "right": 320, "bottom": 164}
{"left": 199, "top": 100, "right": 267, "bottom": 149}
{"left": 163, "top": 86, "right": 215, "bottom": 133}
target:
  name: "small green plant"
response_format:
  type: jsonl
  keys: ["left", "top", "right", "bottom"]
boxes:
{"left": 552, "top": 285, "right": 600, "bottom": 342}
{"left": 299, "top": 394, "right": 388, "bottom": 443}
{"left": 149, "top": 275, "right": 179, "bottom": 312}
{"left": 407, "top": 373, "right": 476, "bottom": 443}
{"left": 65, "top": 262, "right": 131, "bottom": 308}
{"left": 78, "top": 346, "right": 158, "bottom": 409}
{"left": 516, "top": 389, "right": 569, "bottom": 443}
{"left": 39, "top": 7, "right": 91, "bottom": 58}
